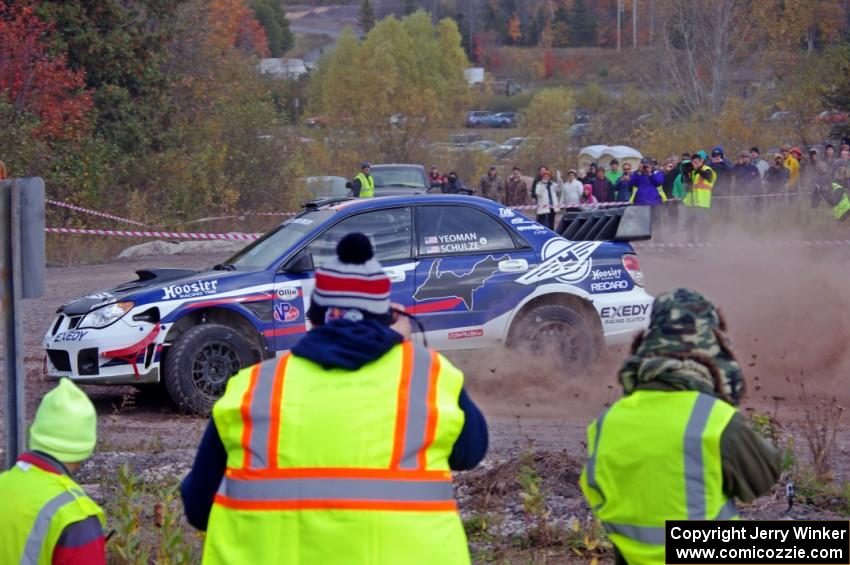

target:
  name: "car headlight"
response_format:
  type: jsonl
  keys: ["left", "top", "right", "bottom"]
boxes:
{"left": 78, "top": 302, "right": 134, "bottom": 329}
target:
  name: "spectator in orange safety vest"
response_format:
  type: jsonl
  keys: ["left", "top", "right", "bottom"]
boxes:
{"left": 181, "top": 232, "right": 488, "bottom": 564}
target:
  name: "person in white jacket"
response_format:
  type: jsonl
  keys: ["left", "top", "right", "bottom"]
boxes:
{"left": 560, "top": 169, "right": 583, "bottom": 207}
{"left": 534, "top": 169, "right": 561, "bottom": 229}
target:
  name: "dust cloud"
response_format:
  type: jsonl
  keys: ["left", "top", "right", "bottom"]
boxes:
{"left": 453, "top": 218, "right": 850, "bottom": 421}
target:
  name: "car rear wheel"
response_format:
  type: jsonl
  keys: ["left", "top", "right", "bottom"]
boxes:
{"left": 163, "top": 323, "right": 254, "bottom": 415}
{"left": 509, "top": 303, "right": 597, "bottom": 372}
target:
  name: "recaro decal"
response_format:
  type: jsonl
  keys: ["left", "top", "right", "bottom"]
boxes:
{"left": 516, "top": 239, "right": 601, "bottom": 286}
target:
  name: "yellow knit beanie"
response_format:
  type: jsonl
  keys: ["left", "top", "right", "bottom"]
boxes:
{"left": 29, "top": 379, "right": 97, "bottom": 462}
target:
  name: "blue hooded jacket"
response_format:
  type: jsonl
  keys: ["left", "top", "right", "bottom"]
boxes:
{"left": 629, "top": 170, "right": 666, "bottom": 205}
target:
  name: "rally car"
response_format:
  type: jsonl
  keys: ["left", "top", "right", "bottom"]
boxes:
{"left": 44, "top": 195, "right": 654, "bottom": 414}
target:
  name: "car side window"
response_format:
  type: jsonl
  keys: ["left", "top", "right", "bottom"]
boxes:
{"left": 417, "top": 205, "right": 517, "bottom": 255}
{"left": 305, "top": 207, "right": 412, "bottom": 267}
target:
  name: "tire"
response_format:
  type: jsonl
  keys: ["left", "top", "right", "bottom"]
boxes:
{"left": 163, "top": 323, "right": 255, "bottom": 415}
{"left": 508, "top": 303, "right": 597, "bottom": 372}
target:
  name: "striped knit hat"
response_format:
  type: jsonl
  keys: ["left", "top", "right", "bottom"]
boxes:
{"left": 310, "top": 232, "right": 391, "bottom": 323}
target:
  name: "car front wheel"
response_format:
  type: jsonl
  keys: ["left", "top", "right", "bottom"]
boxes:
{"left": 163, "top": 323, "right": 255, "bottom": 415}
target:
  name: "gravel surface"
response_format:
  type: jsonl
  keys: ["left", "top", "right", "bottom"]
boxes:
{"left": 1, "top": 234, "right": 848, "bottom": 562}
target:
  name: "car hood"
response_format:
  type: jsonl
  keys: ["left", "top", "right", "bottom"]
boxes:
{"left": 60, "top": 268, "right": 241, "bottom": 315}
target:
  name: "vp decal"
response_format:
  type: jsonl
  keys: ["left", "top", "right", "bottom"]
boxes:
{"left": 516, "top": 239, "right": 601, "bottom": 286}
{"left": 274, "top": 303, "right": 300, "bottom": 323}
{"left": 414, "top": 255, "right": 506, "bottom": 310}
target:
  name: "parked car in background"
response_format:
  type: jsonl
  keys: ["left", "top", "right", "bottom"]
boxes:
{"left": 299, "top": 176, "right": 351, "bottom": 200}
{"left": 451, "top": 132, "right": 482, "bottom": 146}
{"left": 466, "top": 111, "right": 494, "bottom": 128}
{"left": 492, "top": 112, "right": 519, "bottom": 128}
{"left": 453, "top": 140, "right": 500, "bottom": 154}
{"left": 767, "top": 111, "right": 794, "bottom": 124}
{"left": 474, "top": 113, "right": 516, "bottom": 129}
{"left": 370, "top": 164, "right": 433, "bottom": 196}
{"left": 495, "top": 136, "right": 527, "bottom": 158}
{"left": 816, "top": 110, "right": 849, "bottom": 124}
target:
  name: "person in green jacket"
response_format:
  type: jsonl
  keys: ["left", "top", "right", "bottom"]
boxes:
{"left": 581, "top": 288, "right": 780, "bottom": 565}
{"left": 814, "top": 163, "right": 850, "bottom": 221}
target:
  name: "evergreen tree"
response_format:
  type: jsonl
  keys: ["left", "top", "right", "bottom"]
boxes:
{"left": 552, "top": 5, "right": 570, "bottom": 47}
{"left": 358, "top": 0, "right": 376, "bottom": 34}
{"left": 568, "top": 0, "right": 597, "bottom": 46}
{"left": 253, "top": 0, "right": 294, "bottom": 57}
{"left": 403, "top": 0, "right": 417, "bottom": 15}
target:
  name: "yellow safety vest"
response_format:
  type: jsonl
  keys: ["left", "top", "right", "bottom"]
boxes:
{"left": 0, "top": 457, "right": 105, "bottom": 565}
{"left": 355, "top": 172, "right": 375, "bottom": 198}
{"left": 684, "top": 166, "right": 716, "bottom": 208}
{"left": 831, "top": 183, "right": 850, "bottom": 220}
{"left": 204, "top": 342, "right": 469, "bottom": 564}
{"left": 580, "top": 390, "right": 738, "bottom": 565}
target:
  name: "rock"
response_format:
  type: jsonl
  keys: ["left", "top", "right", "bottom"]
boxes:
{"left": 118, "top": 239, "right": 243, "bottom": 259}
{"left": 79, "top": 483, "right": 104, "bottom": 504}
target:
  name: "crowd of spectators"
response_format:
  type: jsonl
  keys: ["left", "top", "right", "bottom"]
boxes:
{"left": 426, "top": 138, "right": 850, "bottom": 233}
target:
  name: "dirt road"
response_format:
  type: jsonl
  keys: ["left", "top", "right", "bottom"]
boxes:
{"left": 1, "top": 232, "right": 848, "bottom": 559}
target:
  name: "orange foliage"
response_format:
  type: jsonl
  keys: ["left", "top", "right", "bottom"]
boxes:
{"left": 543, "top": 50, "right": 556, "bottom": 78}
{"left": 207, "top": 0, "right": 269, "bottom": 57}
{"left": 0, "top": 2, "right": 93, "bottom": 140}
{"left": 558, "top": 58, "right": 581, "bottom": 79}
{"left": 507, "top": 12, "right": 521, "bottom": 45}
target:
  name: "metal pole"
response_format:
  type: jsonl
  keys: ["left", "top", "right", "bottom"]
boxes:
{"left": 617, "top": 0, "right": 622, "bottom": 52}
{"left": 633, "top": 0, "right": 638, "bottom": 48}
{"left": 2, "top": 180, "right": 25, "bottom": 469}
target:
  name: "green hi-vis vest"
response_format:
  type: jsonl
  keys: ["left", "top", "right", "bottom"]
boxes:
{"left": 684, "top": 166, "right": 716, "bottom": 208}
{"left": 0, "top": 459, "right": 105, "bottom": 565}
{"left": 831, "top": 183, "right": 850, "bottom": 220}
{"left": 204, "top": 342, "right": 469, "bottom": 564}
{"left": 580, "top": 390, "right": 738, "bottom": 565}
{"left": 355, "top": 172, "right": 375, "bottom": 197}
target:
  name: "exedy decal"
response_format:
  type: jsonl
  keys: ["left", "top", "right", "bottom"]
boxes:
{"left": 516, "top": 239, "right": 601, "bottom": 285}
{"left": 414, "top": 255, "right": 506, "bottom": 310}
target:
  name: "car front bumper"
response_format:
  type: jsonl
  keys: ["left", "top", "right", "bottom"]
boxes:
{"left": 42, "top": 314, "right": 168, "bottom": 385}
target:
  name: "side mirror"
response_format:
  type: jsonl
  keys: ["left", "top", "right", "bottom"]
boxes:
{"left": 285, "top": 251, "right": 314, "bottom": 273}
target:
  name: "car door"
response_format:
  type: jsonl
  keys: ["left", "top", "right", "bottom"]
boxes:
{"left": 412, "top": 204, "right": 537, "bottom": 350}
{"left": 272, "top": 206, "right": 414, "bottom": 352}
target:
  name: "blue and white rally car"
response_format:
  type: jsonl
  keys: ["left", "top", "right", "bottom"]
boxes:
{"left": 44, "top": 195, "right": 654, "bottom": 414}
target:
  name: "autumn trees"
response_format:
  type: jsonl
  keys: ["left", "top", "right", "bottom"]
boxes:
{"left": 310, "top": 11, "right": 470, "bottom": 162}
{"left": 0, "top": 2, "right": 93, "bottom": 141}
{"left": 0, "top": 0, "right": 301, "bottom": 224}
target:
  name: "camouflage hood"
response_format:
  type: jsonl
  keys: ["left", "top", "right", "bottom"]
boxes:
{"left": 618, "top": 288, "right": 745, "bottom": 404}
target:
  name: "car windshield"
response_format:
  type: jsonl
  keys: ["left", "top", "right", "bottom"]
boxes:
{"left": 225, "top": 210, "right": 335, "bottom": 270}
{"left": 371, "top": 167, "right": 426, "bottom": 189}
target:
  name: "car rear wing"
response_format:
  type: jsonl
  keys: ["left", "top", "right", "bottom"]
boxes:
{"left": 555, "top": 205, "right": 652, "bottom": 242}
